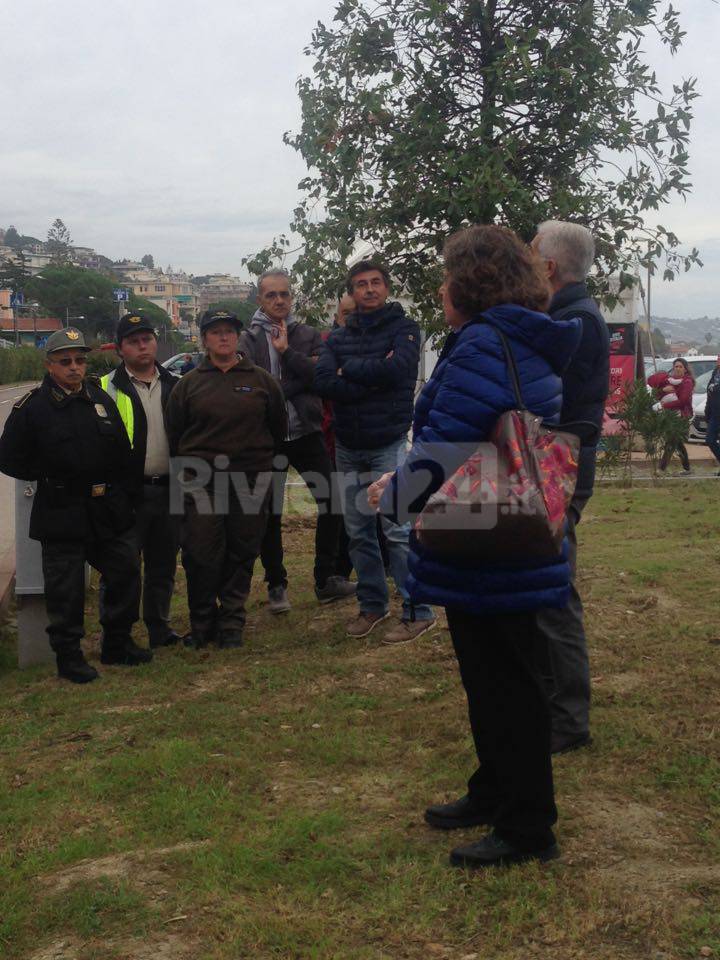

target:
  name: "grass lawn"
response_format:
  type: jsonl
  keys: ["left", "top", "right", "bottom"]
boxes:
{"left": 1, "top": 483, "right": 719, "bottom": 959}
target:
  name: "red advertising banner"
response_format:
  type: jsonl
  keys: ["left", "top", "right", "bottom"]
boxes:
{"left": 604, "top": 321, "right": 640, "bottom": 434}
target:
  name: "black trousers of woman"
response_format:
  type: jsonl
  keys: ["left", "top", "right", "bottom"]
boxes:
{"left": 446, "top": 608, "right": 557, "bottom": 852}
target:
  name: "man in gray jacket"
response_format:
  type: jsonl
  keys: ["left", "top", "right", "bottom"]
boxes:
{"left": 240, "top": 270, "right": 355, "bottom": 612}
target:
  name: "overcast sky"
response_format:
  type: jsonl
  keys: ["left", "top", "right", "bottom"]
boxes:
{"left": 3, "top": 1, "right": 718, "bottom": 318}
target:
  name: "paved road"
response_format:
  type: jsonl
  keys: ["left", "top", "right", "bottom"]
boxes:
{"left": 0, "top": 383, "right": 38, "bottom": 604}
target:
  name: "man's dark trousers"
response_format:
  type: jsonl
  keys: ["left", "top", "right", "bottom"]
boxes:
{"left": 42, "top": 529, "right": 141, "bottom": 654}
{"left": 136, "top": 483, "right": 180, "bottom": 643}
{"left": 536, "top": 503, "right": 591, "bottom": 746}
{"left": 260, "top": 431, "right": 340, "bottom": 590}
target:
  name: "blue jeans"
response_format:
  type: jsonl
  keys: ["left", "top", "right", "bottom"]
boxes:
{"left": 707, "top": 412, "right": 720, "bottom": 465}
{"left": 335, "top": 438, "right": 434, "bottom": 622}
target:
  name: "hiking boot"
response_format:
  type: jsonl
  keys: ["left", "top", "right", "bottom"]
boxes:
{"left": 424, "top": 794, "right": 492, "bottom": 830}
{"left": 346, "top": 611, "right": 389, "bottom": 638}
{"left": 315, "top": 576, "right": 357, "bottom": 605}
{"left": 450, "top": 831, "right": 560, "bottom": 869}
{"left": 268, "top": 585, "right": 291, "bottom": 614}
{"left": 56, "top": 651, "right": 99, "bottom": 684}
{"left": 100, "top": 639, "right": 153, "bottom": 666}
{"left": 551, "top": 732, "right": 592, "bottom": 755}
{"left": 217, "top": 632, "right": 244, "bottom": 649}
{"left": 382, "top": 617, "right": 436, "bottom": 645}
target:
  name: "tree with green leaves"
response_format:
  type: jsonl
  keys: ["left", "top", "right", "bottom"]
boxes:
{"left": 24, "top": 265, "right": 173, "bottom": 343}
{"left": 0, "top": 252, "right": 31, "bottom": 293}
{"left": 246, "top": 0, "right": 699, "bottom": 327}
{"left": 141, "top": 254, "right": 155, "bottom": 269}
{"left": 4, "top": 226, "right": 22, "bottom": 249}
{"left": 47, "top": 218, "right": 73, "bottom": 265}
{"left": 206, "top": 299, "right": 256, "bottom": 327}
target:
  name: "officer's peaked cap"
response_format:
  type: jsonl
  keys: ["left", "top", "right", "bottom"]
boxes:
{"left": 45, "top": 328, "right": 92, "bottom": 354}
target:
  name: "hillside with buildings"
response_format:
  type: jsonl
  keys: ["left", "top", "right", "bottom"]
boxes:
{"left": 0, "top": 224, "right": 254, "bottom": 339}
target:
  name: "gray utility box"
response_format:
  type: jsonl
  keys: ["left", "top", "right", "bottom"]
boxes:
{"left": 15, "top": 480, "right": 53, "bottom": 668}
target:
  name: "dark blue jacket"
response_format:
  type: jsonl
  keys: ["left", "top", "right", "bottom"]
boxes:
{"left": 380, "top": 304, "right": 581, "bottom": 615}
{"left": 549, "top": 282, "right": 610, "bottom": 506}
{"left": 314, "top": 301, "right": 420, "bottom": 450}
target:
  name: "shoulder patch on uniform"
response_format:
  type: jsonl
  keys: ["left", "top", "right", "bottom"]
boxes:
{"left": 87, "top": 374, "right": 101, "bottom": 386}
{"left": 13, "top": 388, "right": 39, "bottom": 410}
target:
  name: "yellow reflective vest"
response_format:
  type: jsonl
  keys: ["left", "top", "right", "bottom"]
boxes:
{"left": 100, "top": 372, "right": 135, "bottom": 447}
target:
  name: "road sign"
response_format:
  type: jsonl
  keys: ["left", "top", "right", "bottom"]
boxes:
{"left": 113, "top": 289, "right": 129, "bottom": 302}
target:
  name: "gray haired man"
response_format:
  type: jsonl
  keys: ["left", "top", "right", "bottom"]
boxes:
{"left": 239, "top": 269, "right": 355, "bottom": 613}
{"left": 531, "top": 221, "right": 610, "bottom": 754}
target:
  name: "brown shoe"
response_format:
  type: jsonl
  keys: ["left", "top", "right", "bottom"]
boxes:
{"left": 382, "top": 617, "right": 436, "bottom": 645}
{"left": 346, "top": 611, "right": 390, "bottom": 638}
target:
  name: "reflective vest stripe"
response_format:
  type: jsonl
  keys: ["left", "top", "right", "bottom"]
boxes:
{"left": 100, "top": 373, "right": 135, "bottom": 446}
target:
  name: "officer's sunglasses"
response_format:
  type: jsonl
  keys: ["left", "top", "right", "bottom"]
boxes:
{"left": 49, "top": 356, "right": 87, "bottom": 367}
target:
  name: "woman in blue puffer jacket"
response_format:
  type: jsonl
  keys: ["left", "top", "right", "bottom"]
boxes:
{"left": 373, "top": 225, "right": 581, "bottom": 869}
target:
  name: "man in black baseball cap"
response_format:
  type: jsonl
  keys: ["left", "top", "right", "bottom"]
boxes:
{"left": 100, "top": 310, "right": 182, "bottom": 649}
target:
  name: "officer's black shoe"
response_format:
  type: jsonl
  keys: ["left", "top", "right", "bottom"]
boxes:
{"left": 149, "top": 630, "right": 181, "bottom": 649}
{"left": 424, "top": 794, "right": 493, "bottom": 830}
{"left": 315, "top": 576, "right": 357, "bottom": 605}
{"left": 217, "top": 632, "right": 244, "bottom": 649}
{"left": 101, "top": 640, "right": 154, "bottom": 666}
{"left": 56, "top": 652, "right": 99, "bottom": 684}
{"left": 449, "top": 831, "right": 560, "bottom": 869}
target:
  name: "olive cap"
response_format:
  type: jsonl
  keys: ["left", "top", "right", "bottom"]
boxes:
{"left": 45, "top": 328, "right": 92, "bottom": 354}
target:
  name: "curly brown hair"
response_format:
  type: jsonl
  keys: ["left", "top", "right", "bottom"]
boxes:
{"left": 443, "top": 225, "right": 550, "bottom": 315}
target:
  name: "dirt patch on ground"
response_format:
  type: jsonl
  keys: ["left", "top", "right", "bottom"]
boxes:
{"left": 39, "top": 841, "right": 209, "bottom": 896}
{"left": 29, "top": 934, "right": 200, "bottom": 960}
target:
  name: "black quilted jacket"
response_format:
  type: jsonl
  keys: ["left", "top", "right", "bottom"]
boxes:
{"left": 314, "top": 301, "right": 421, "bottom": 450}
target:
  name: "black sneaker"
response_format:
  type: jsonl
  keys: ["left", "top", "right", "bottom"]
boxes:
{"left": 424, "top": 794, "right": 492, "bottom": 830}
{"left": 57, "top": 652, "right": 99, "bottom": 684}
{"left": 268, "top": 585, "right": 291, "bottom": 614}
{"left": 315, "top": 576, "right": 357, "bottom": 605}
{"left": 450, "top": 831, "right": 560, "bottom": 869}
{"left": 149, "top": 630, "right": 181, "bottom": 649}
{"left": 100, "top": 640, "right": 153, "bottom": 666}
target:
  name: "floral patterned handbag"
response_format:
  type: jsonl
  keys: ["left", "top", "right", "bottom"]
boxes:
{"left": 415, "top": 327, "right": 582, "bottom": 563}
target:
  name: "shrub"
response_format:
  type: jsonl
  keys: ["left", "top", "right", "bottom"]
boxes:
{"left": 0, "top": 347, "right": 46, "bottom": 385}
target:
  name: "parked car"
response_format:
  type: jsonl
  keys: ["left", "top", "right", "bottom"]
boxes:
{"left": 162, "top": 351, "right": 204, "bottom": 376}
{"left": 689, "top": 367, "right": 717, "bottom": 443}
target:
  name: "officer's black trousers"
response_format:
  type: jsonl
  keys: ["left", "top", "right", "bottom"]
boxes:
{"left": 181, "top": 480, "right": 268, "bottom": 641}
{"left": 41, "top": 528, "right": 141, "bottom": 656}
{"left": 447, "top": 608, "right": 557, "bottom": 852}
{"left": 135, "top": 485, "right": 180, "bottom": 641}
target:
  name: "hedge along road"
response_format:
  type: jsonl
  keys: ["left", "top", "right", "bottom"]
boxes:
{"left": 0, "top": 382, "right": 39, "bottom": 609}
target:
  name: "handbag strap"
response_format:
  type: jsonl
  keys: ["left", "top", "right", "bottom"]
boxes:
{"left": 482, "top": 321, "right": 527, "bottom": 411}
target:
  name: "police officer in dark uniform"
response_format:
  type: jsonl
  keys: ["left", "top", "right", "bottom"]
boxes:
{"left": 166, "top": 311, "right": 287, "bottom": 649}
{"left": 0, "top": 328, "right": 150, "bottom": 683}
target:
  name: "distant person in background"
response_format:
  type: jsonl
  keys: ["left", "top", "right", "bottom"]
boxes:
{"left": 704, "top": 355, "right": 720, "bottom": 472}
{"left": 239, "top": 270, "right": 355, "bottom": 612}
{"left": 531, "top": 220, "right": 609, "bottom": 755}
{"left": 648, "top": 358, "right": 694, "bottom": 473}
{"left": 180, "top": 354, "right": 196, "bottom": 375}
